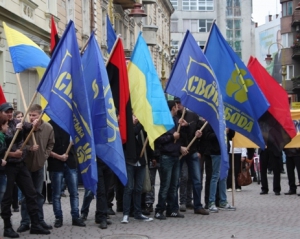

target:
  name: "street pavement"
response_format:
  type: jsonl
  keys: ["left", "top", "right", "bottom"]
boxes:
{"left": 2, "top": 166, "right": 300, "bottom": 239}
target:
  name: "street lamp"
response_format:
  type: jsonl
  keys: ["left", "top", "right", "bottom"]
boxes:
{"left": 128, "top": 3, "right": 147, "bottom": 24}
{"left": 265, "top": 42, "right": 286, "bottom": 89}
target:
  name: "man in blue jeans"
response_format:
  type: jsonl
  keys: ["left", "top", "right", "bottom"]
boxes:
{"left": 48, "top": 120, "right": 85, "bottom": 228}
{"left": 202, "top": 124, "right": 236, "bottom": 213}
{"left": 154, "top": 100, "right": 189, "bottom": 220}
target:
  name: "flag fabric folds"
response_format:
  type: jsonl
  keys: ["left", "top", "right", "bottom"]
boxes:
{"left": 50, "top": 16, "right": 60, "bottom": 55}
{"left": 0, "top": 86, "right": 7, "bottom": 105}
{"left": 37, "top": 21, "right": 97, "bottom": 194}
{"left": 82, "top": 33, "right": 127, "bottom": 186}
{"left": 3, "top": 22, "right": 50, "bottom": 75}
{"left": 165, "top": 30, "right": 228, "bottom": 180}
{"left": 247, "top": 57, "right": 296, "bottom": 150}
{"left": 106, "top": 37, "right": 136, "bottom": 160}
{"left": 107, "top": 15, "right": 117, "bottom": 54}
{"left": 127, "top": 32, "right": 174, "bottom": 149}
{"left": 205, "top": 23, "right": 270, "bottom": 149}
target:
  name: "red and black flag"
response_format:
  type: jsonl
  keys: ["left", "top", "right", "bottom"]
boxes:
{"left": 0, "top": 86, "right": 6, "bottom": 105}
{"left": 247, "top": 56, "right": 296, "bottom": 150}
{"left": 50, "top": 16, "right": 59, "bottom": 55}
{"left": 106, "top": 38, "right": 136, "bottom": 159}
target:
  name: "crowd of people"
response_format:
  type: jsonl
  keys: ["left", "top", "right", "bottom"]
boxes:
{"left": 0, "top": 98, "right": 299, "bottom": 238}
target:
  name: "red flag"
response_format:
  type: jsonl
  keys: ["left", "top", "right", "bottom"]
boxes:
{"left": 0, "top": 86, "right": 7, "bottom": 105}
{"left": 106, "top": 38, "right": 136, "bottom": 159}
{"left": 247, "top": 56, "right": 296, "bottom": 150}
{"left": 50, "top": 16, "right": 59, "bottom": 55}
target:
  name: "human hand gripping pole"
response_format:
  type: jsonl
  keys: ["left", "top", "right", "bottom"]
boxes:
{"left": 174, "top": 107, "right": 186, "bottom": 143}
{"left": 179, "top": 121, "right": 208, "bottom": 160}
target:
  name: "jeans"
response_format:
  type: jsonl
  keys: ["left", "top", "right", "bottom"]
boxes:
{"left": 156, "top": 155, "right": 180, "bottom": 213}
{"left": 209, "top": 155, "right": 227, "bottom": 206}
{"left": 21, "top": 167, "right": 44, "bottom": 226}
{"left": 123, "top": 163, "right": 145, "bottom": 217}
{"left": 81, "top": 189, "right": 94, "bottom": 216}
{"left": 0, "top": 173, "right": 7, "bottom": 206}
{"left": 50, "top": 165, "right": 79, "bottom": 219}
{"left": 179, "top": 160, "right": 193, "bottom": 205}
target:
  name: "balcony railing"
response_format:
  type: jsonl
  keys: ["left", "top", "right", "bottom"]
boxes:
{"left": 292, "top": 47, "right": 300, "bottom": 59}
{"left": 292, "top": 78, "right": 300, "bottom": 91}
{"left": 292, "top": 11, "right": 300, "bottom": 27}
{"left": 113, "top": 0, "right": 136, "bottom": 9}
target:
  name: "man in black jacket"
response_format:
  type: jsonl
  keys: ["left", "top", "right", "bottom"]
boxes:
{"left": 48, "top": 120, "right": 85, "bottom": 228}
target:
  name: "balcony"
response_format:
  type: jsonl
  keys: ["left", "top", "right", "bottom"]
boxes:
{"left": 292, "top": 10, "right": 300, "bottom": 27}
{"left": 292, "top": 77, "right": 300, "bottom": 91}
{"left": 292, "top": 47, "right": 300, "bottom": 59}
{"left": 113, "top": 0, "right": 136, "bottom": 9}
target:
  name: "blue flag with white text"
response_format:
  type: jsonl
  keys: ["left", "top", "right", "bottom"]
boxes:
{"left": 82, "top": 33, "right": 127, "bottom": 186}
{"left": 165, "top": 30, "right": 228, "bottom": 180}
{"left": 107, "top": 15, "right": 117, "bottom": 54}
{"left": 204, "top": 23, "right": 270, "bottom": 149}
{"left": 37, "top": 21, "right": 97, "bottom": 194}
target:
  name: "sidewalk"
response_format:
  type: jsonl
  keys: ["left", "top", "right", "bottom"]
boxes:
{"left": 3, "top": 170, "right": 300, "bottom": 239}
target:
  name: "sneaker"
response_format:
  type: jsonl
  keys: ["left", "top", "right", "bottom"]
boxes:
{"left": 179, "top": 204, "right": 186, "bottom": 212}
{"left": 121, "top": 215, "right": 129, "bottom": 224}
{"left": 134, "top": 214, "right": 153, "bottom": 222}
{"left": 236, "top": 189, "right": 241, "bottom": 192}
{"left": 166, "top": 211, "right": 184, "bottom": 218}
{"left": 227, "top": 188, "right": 232, "bottom": 192}
{"left": 208, "top": 204, "right": 219, "bottom": 213}
{"left": 107, "top": 208, "right": 116, "bottom": 215}
{"left": 154, "top": 212, "right": 166, "bottom": 220}
{"left": 219, "top": 203, "right": 236, "bottom": 211}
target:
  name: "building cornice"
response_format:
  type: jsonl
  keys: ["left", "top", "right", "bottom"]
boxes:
{"left": 161, "top": 0, "right": 174, "bottom": 16}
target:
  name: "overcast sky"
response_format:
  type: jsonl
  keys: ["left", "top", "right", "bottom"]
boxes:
{"left": 252, "top": 0, "right": 280, "bottom": 26}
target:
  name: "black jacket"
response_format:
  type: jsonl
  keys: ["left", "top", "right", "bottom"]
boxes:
{"left": 47, "top": 120, "right": 77, "bottom": 172}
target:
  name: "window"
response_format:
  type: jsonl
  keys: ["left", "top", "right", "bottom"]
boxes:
{"left": 182, "top": 0, "right": 213, "bottom": 11}
{"left": 287, "top": 65, "right": 294, "bottom": 80}
{"left": 199, "top": 19, "right": 213, "bottom": 32}
{"left": 171, "top": 0, "right": 178, "bottom": 10}
{"left": 171, "top": 41, "right": 179, "bottom": 55}
{"left": 282, "top": 33, "right": 293, "bottom": 47}
{"left": 198, "top": 0, "right": 214, "bottom": 11}
{"left": 282, "top": 1, "right": 293, "bottom": 17}
{"left": 171, "top": 20, "right": 178, "bottom": 32}
{"left": 226, "top": 0, "right": 241, "bottom": 17}
{"left": 197, "top": 41, "right": 206, "bottom": 49}
{"left": 183, "top": 19, "right": 199, "bottom": 32}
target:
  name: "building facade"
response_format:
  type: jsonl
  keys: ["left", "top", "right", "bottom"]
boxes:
{"left": 0, "top": 0, "right": 173, "bottom": 111}
{"left": 170, "top": 0, "right": 254, "bottom": 64}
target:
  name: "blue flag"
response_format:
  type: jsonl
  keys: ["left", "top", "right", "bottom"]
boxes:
{"left": 204, "top": 23, "right": 270, "bottom": 149}
{"left": 107, "top": 15, "right": 117, "bottom": 54}
{"left": 165, "top": 30, "right": 228, "bottom": 180}
{"left": 36, "top": 21, "right": 97, "bottom": 194}
{"left": 82, "top": 33, "right": 127, "bottom": 186}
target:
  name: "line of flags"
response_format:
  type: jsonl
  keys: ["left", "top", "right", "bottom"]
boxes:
{"left": 1, "top": 19, "right": 296, "bottom": 186}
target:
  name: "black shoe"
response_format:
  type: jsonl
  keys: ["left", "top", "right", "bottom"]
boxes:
{"left": 154, "top": 211, "right": 166, "bottom": 220}
{"left": 72, "top": 218, "right": 86, "bottom": 227}
{"left": 40, "top": 221, "right": 53, "bottom": 230}
{"left": 54, "top": 218, "right": 63, "bottom": 228}
{"left": 98, "top": 221, "right": 107, "bottom": 229}
{"left": 186, "top": 203, "right": 194, "bottom": 209}
{"left": 142, "top": 209, "right": 151, "bottom": 215}
{"left": 166, "top": 211, "right": 184, "bottom": 218}
{"left": 107, "top": 208, "right": 115, "bottom": 215}
{"left": 281, "top": 170, "right": 285, "bottom": 174}
{"left": 80, "top": 213, "right": 88, "bottom": 221}
{"left": 30, "top": 224, "right": 50, "bottom": 235}
{"left": 284, "top": 190, "right": 296, "bottom": 195}
{"left": 253, "top": 177, "right": 257, "bottom": 182}
{"left": 275, "top": 192, "right": 281, "bottom": 195}
{"left": 17, "top": 224, "right": 30, "bottom": 233}
{"left": 61, "top": 192, "right": 67, "bottom": 197}
{"left": 48, "top": 200, "right": 53, "bottom": 204}
{"left": 194, "top": 208, "right": 210, "bottom": 215}
{"left": 4, "top": 228, "right": 19, "bottom": 238}
{"left": 260, "top": 191, "right": 268, "bottom": 195}
{"left": 13, "top": 208, "right": 19, "bottom": 212}
{"left": 267, "top": 170, "right": 272, "bottom": 175}
{"left": 107, "top": 220, "right": 112, "bottom": 225}
{"left": 116, "top": 207, "right": 123, "bottom": 212}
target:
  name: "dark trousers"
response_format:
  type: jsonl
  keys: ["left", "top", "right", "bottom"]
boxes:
{"left": 227, "top": 153, "right": 242, "bottom": 189}
{"left": 12, "top": 183, "right": 19, "bottom": 210}
{"left": 1, "top": 163, "right": 38, "bottom": 220}
{"left": 96, "top": 161, "right": 112, "bottom": 222}
{"left": 260, "top": 149, "right": 281, "bottom": 193}
{"left": 286, "top": 155, "right": 300, "bottom": 192}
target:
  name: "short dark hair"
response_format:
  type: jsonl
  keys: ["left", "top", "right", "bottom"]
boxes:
{"left": 29, "top": 104, "right": 42, "bottom": 114}
{"left": 13, "top": 110, "right": 24, "bottom": 118}
{"left": 167, "top": 100, "right": 176, "bottom": 111}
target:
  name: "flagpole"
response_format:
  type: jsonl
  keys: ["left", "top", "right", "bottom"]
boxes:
{"left": 175, "top": 107, "right": 186, "bottom": 143}
{"left": 3, "top": 91, "right": 39, "bottom": 161}
{"left": 179, "top": 121, "right": 208, "bottom": 159}
{"left": 140, "top": 136, "right": 149, "bottom": 158}
{"left": 80, "top": 35, "right": 92, "bottom": 54}
{"left": 65, "top": 141, "right": 73, "bottom": 154}
{"left": 16, "top": 73, "right": 37, "bottom": 145}
{"left": 231, "top": 139, "right": 235, "bottom": 206}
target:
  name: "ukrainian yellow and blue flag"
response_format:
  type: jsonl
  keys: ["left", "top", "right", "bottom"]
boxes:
{"left": 82, "top": 33, "right": 127, "bottom": 186}
{"left": 127, "top": 32, "right": 174, "bottom": 149}
{"left": 37, "top": 21, "right": 97, "bottom": 194}
{"left": 2, "top": 22, "right": 50, "bottom": 78}
{"left": 165, "top": 30, "right": 228, "bottom": 180}
{"left": 204, "top": 22, "right": 270, "bottom": 149}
